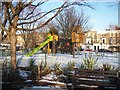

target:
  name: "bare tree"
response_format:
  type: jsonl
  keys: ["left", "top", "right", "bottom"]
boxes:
{"left": 0, "top": 0, "right": 93, "bottom": 70}
{"left": 55, "top": 7, "right": 90, "bottom": 39}
{"left": 53, "top": 7, "right": 90, "bottom": 56}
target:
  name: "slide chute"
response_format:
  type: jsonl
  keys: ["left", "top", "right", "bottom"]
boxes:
{"left": 25, "top": 36, "right": 53, "bottom": 57}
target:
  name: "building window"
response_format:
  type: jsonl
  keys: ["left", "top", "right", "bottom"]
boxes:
{"left": 97, "top": 46, "right": 99, "bottom": 50}
{"left": 87, "top": 46, "right": 89, "bottom": 49}
{"left": 94, "top": 46, "right": 96, "bottom": 50}
{"left": 103, "top": 39, "right": 105, "bottom": 44}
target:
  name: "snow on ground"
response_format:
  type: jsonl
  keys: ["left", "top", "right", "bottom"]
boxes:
{"left": 21, "top": 85, "right": 66, "bottom": 90}
{"left": 16, "top": 51, "right": 119, "bottom": 68}
{"left": 0, "top": 51, "right": 119, "bottom": 68}
{"left": 38, "top": 79, "right": 66, "bottom": 85}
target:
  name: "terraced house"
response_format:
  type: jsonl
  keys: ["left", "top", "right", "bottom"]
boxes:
{"left": 83, "top": 28, "right": 120, "bottom": 52}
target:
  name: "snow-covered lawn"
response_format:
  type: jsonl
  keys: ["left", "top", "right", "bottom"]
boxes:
{"left": 16, "top": 51, "right": 119, "bottom": 68}
{"left": 0, "top": 51, "right": 119, "bottom": 68}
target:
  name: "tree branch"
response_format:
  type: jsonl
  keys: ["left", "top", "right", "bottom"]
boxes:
{"left": 21, "top": 1, "right": 46, "bottom": 20}
{"left": 7, "top": 1, "right": 16, "bottom": 15}
{"left": 17, "top": 2, "right": 67, "bottom": 31}
{"left": 0, "top": 21, "right": 8, "bottom": 33}
{"left": 3, "top": 10, "right": 7, "bottom": 26}
{"left": 6, "top": 5, "right": 12, "bottom": 25}
{"left": 17, "top": 2, "right": 68, "bottom": 26}
{"left": 19, "top": 11, "right": 45, "bottom": 20}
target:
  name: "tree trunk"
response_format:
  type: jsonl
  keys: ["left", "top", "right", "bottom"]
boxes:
{"left": 73, "top": 42, "right": 75, "bottom": 58}
{"left": 52, "top": 41, "right": 56, "bottom": 55}
{"left": 10, "top": 28, "right": 17, "bottom": 69}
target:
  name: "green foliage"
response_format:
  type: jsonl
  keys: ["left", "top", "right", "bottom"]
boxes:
{"left": 78, "top": 63, "right": 85, "bottom": 69}
{"left": 2, "top": 60, "right": 25, "bottom": 82}
{"left": 27, "top": 58, "right": 38, "bottom": 80}
{"left": 63, "top": 61, "right": 76, "bottom": 75}
{"left": 39, "top": 59, "right": 52, "bottom": 76}
{"left": 65, "top": 61, "right": 76, "bottom": 71}
{"left": 29, "top": 58, "right": 35, "bottom": 67}
{"left": 52, "top": 62, "right": 63, "bottom": 75}
{"left": 82, "top": 53, "right": 98, "bottom": 70}
{"left": 101, "top": 64, "right": 116, "bottom": 71}
{"left": 60, "top": 61, "right": 76, "bottom": 83}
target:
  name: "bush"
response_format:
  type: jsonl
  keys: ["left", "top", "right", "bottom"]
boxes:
{"left": 101, "top": 64, "right": 116, "bottom": 71}
{"left": 81, "top": 53, "right": 98, "bottom": 70}
{"left": 63, "top": 61, "right": 76, "bottom": 75}
{"left": 26, "top": 58, "right": 38, "bottom": 80}
{"left": 2, "top": 60, "right": 25, "bottom": 83}
{"left": 38, "top": 59, "right": 52, "bottom": 76}
{"left": 52, "top": 62, "right": 63, "bottom": 75}
{"left": 29, "top": 58, "right": 35, "bottom": 67}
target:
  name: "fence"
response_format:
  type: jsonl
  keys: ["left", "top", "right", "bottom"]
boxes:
{"left": 72, "top": 68, "right": 120, "bottom": 89}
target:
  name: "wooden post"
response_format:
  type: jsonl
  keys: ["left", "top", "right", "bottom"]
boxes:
{"left": 38, "top": 65, "right": 41, "bottom": 80}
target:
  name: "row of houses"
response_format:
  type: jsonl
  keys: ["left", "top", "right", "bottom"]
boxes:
{"left": 82, "top": 29, "right": 120, "bottom": 51}
{"left": 0, "top": 28, "right": 120, "bottom": 52}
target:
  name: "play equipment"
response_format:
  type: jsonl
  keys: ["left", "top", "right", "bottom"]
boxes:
{"left": 72, "top": 32, "right": 84, "bottom": 43}
{"left": 47, "top": 33, "right": 58, "bottom": 55}
{"left": 25, "top": 33, "right": 58, "bottom": 57}
{"left": 25, "top": 35, "right": 53, "bottom": 57}
{"left": 72, "top": 32, "right": 84, "bottom": 57}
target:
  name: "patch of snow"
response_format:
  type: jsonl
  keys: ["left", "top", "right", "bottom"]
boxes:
{"left": 42, "top": 73, "right": 58, "bottom": 81}
{"left": 39, "top": 79, "right": 66, "bottom": 85}
{"left": 16, "top": 52, "right": 119, "bottom": 68}
{"left": 19, "top": 70, "right": 29, "bottom": 79}
{"left": 66, "top": 83, "right": 72, "bottom": 86}
{"left": 78, "top": 78, "right": 110, "bottom": 82}
{"left": 32, "top": 86, "right": 55, "bottom": 88}
{"left": 79, "top": 84, "right": 98, "bottom": 88}
{"left": 21, "top": 86, "right": 65, "bottom": 90}
{"left": 25, "top": 80, "right": 32, "bottom": 83}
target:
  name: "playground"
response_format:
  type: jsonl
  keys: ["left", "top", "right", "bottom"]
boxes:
{"left": 1, "top": 32, "right": 120, "bottom": 90}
